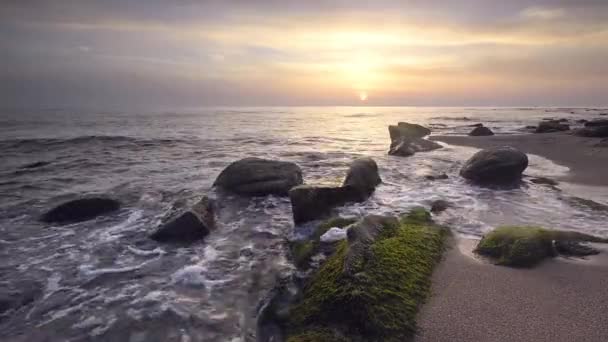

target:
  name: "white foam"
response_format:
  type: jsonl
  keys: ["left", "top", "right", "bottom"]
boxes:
{"left": 127, "top": 245, "right": 166, "bottom": 256}
{"left": 320, "top": 227, "right": 348, "bottom": 242}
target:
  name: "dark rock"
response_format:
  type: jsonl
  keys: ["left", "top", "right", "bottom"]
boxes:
{"left": 535, "top": 121, "right": 570, "bottom": 133}
{"left": 430, "top": 200, "right": 451, "bottom": 213}
{"left": 388, "top": 122, "right": 430, "bottom": 140}
{"left": 557, "top": 118, "right": 569, "bottom": 123}
{"left": 576, "top": 119, "right": 588, "bottom": 124}
{"left": 342, "top": 157, "right": 382, "bottom": 200}
{"left": 573, "top": 126, "right": 608, "bottom": 138}
{"left": 468, "top": 126, "right": 494, "bottom": 136}
{"left": 584, "top": 119, "right": 608, "bottom": 127}
{"left": 460, "top": 147, "right": 528, "bottom": 185}
{"left": 525, "top": 125, "right": 537, "bottom": 130}
{"left": 425, "top": 173, "right": 448, "bottom": 181}
{"left": 41, "top": 197, "right": 120, "bottom": 223}
{"left": 289, "top": 158, "right": 381, "bottom": 224}
{"left": 150, "top": 197, "right": 215, "bottom": 243}
{"left": 554, "top": 240, "right": 599, "bottom": 257}
{"left": 529, "top": 177, "right": 559, "bottom": 186}
{"left": 213, "top": 158, "right": 303, "bottom": 196}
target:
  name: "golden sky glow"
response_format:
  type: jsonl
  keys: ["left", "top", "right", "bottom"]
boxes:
{"left": 2, "top": 1, "right": 608, "bottom": 107}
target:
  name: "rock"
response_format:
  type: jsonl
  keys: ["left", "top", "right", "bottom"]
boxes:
{"left": 468, "top": 126, "right": 494, "bottom": 136}
{"left": 289, "top": 158, "right": 381, "bottom": 224}
{"left": 213, "top": 158, "right": 303, "bottom": 196}
{"left": 150, "top": 197, "right": 215, "bottom": 243}
{"left": 460, "top": 147, "right": 528, "bottom": 185}
{"left": 430, "top": 200, "right": 451, "bottom": 213}
{"left": 389, "top": 138, "right": 442, "bottom": 157}
{"left": 557, "top": 118, "right": 569, "bottom": 122}
{"left": 475, "top": 226, "right": 608, "bottom": 267}
{"left": 342, "top": 157, "right": 382, "bottom": 200}
{"left": 576, "top": 119, "right": 588, "bottom": 124}
{"left": 573, "top": 126, "right": 608, "bottom": 138}
{"left": 285, "top": 209, "right": 448, "bottom": 341}
{"left": 41, "top": 197, "right": 121, "bottom": 223}
{"left": 535, "top": 121, "right": 570, "bottom": 133}
{"left": 585, "top": 119, "right": 608, "bottom": 127}
{"left": 524, "top": 125, "right": 537, "bottom": 130}
{"left": 554, "top": 240, "right": 599, "bottom": 257}
{"left": 388, "top": 122, "right": 431, "bottom": 140}
{"left": 529, "top": 177, "right": 558, "bottom": 186}
{"left": 425, "top": 173, "right": 448, "bottom": 181}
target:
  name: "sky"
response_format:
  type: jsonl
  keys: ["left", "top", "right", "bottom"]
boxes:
{"left": 1, "top": 0, "right": 608, "bottom": 108}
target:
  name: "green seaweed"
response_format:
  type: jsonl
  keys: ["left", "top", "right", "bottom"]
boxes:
{"left": 286, "top": 328, "right": 347, "bottom": 342}
{"left": 286, "top": 209, "right": 448, "bottom": 341}
{"left": 475, "top": 226, "right": 608, "bottom": 267}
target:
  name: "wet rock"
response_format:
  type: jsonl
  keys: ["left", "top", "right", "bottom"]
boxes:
{"left": 388, "top": 122, "right": 431, "bottom": 140}
{"left": 389, "top": 137, "right": 442, "bottom": 157}
{"left": 525, "top": 125, "right": 537, "bottom": 130}
{"left": 213, "top": 158, "right": 303, "bottom": 196}
{"left": 342, "top": 157, "right": 382, "bottom": 200}
{"left": 425, "top": 173, "right": 449, "bottom": 181}
{"left": 41, "top": 197, "right": 121, "bottom": 223}
{"left": 573, "top": 126, "right": 608, "bottom": 138}
{"left": 460, "top": 146, "right": 528, "bottom": 185}
{"left": 535, "top": 121, "right": 570, "bottom": 133}
{"left": 150, "top": 196, "right": 215, "bottom": 243}
{"left": 430, "top": 200, "right": 451, "bottom": 213}
{"left": 554, "top": 240, "right": 599, "bottom": 257}
{"left": 289, "top": 158, "right": 381, "bottom": 224}
{"left": 584, "top": 119, "right": 608, "bottom": 127}
{"left": 468, "top": 126, "right": 494, "bottom": 136}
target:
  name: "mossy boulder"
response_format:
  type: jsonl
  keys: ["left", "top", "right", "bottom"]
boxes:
{"left": 285, "top": 208, "right": 448, "bottom": 341}
{"left": 475, "top": 226, "right": 608, "bottom": 267}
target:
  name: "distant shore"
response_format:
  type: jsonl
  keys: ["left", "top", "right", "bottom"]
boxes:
{"left": 430, "top": 132, "right": 608, "bottom": 186}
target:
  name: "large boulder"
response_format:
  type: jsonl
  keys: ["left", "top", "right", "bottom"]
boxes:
{"left": 150, "top": 196, "right": 215, "bottom": 243}
{"left": 460, "top": 147, "right": 528, "bottom": 184}
{"left": 573, "top": 125, "right": 608, "bottom": 138}
{"left": 468, "top": 126, "right": 494, "bottom": 136}
{"left": 342, "top": 157, "right": 382, "bottom": 200}
{"left": 41, "top": 197, "right": 120, "bottom": 223}
{"left": 289, "top": 158, "right": 381, "bottom": 224}
{"left": 535, "top": 121, "right": 569, "bottom": 133}
{"left": 388, "top": 138, "right": 442, "bottom": 157}
{"left": 213, "top": 158, "right": 303, "bottom": 196}
{"left": 388, "top": 122, "right": 430, "bottom": 140}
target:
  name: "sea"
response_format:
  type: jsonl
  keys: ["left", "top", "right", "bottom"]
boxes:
{"left": 1, "top": 107, "right": 607, "bottom": 341}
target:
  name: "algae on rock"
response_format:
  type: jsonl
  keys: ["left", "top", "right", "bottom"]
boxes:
{"left": 285, "top": 208, "right": 449, "bottom": 342}
{"left": 475, "top": 226, "right": 608, "bottom": 267}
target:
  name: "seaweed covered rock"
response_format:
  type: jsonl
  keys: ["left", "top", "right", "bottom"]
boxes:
{"left": 475, "top": 226, "right": 608, "bottom": 267}
{"left": 41, "top": 197, "right": 121, "bottom": 224}
{"left": 213, "top": 158, "right": 303, "bottom": 196}
{"left": 285, "top": 208, "right": 448, "bottom": 341}
{"left": 468, "top": 126, "right": 494, "bottom": 136}
{"left": 150, "top": 196, "right": 215, "bottom": 243}
{"left": 460, "top": 146, "right": 528, "bottom": 185}
{"left": 289, "top": 158, "right": 381, "bottom": 224}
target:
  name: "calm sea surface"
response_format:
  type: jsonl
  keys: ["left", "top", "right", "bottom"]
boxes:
{"left": 1, "top": 107, "right": 607, "bottom": 341}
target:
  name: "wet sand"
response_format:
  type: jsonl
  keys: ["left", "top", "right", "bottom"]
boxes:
{"left": 430, "top": 132, "right": 608, "bottom": 186}
{"left": 415, "top": 238, "right": 608, "bottom": 342}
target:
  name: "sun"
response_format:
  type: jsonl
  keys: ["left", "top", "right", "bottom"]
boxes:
{"left": 359, "top": 91, "right": 368, "bottom": 101}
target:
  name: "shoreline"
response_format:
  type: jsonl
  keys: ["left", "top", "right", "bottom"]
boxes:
{"left": 429, "top": 132, "right": 608, "bottom": 186}
{"left": 415, "top": 237, "right": 608, "bottom": 342}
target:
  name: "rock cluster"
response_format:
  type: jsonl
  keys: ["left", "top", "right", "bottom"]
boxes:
{"left": 388, "top": 122, "right": 442, "bottom": 157}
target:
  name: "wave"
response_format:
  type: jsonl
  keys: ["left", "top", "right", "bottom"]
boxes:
{"left": 0, "top": 135, "right": 192, "bottom": 151}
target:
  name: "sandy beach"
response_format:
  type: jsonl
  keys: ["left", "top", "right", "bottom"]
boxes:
{"left": 430, "top": 132, "right": 608, "bottom": 186}
{"left": 416, "top": 239, "right": 608, "bottom": 342}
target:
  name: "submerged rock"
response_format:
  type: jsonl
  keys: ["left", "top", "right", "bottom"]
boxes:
{"left": 430, "top": 199, "right": 451, "bottom": 213}
{"left": 285, "top": 209, "right": 448, "bottom": 341}
{"left": 289, "top": 158, "right": 381, "bottom": 224}
{"left": 573, "top": 125, "right": 608, "bottom": 138}
{"left": 535, "top": 121, "right": 569, "bottom": 133}
{"left": 460, "top": 146, "right": 528, "bottom": 185}
{"left": 424, "top": 173, "right": 449, "bottom": 181}
{"left": 150, "top": 196, "right": 215, "bottom": 243}
{"left": 468, "top": 125, "right": 494, "bottom": 136}
{"left": 41, "top": 197, "right": 121, "bottom": 224}
{"left": 529, "top": 177, "right": 559, "bottom": 186}
{"left": 584, "top": 119, "right": 608, "bottom": 127}
{"left": 475, "top": 226, "right": 608, "bottom": 267}
{"left": 213, "top": 157, "right": 303, "bottom": 196}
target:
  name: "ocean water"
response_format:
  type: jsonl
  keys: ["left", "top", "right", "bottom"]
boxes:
{"left": 1, "top": 106, "right": 607, "bottom": 341}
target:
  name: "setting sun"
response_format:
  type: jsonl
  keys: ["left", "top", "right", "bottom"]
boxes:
{"left": 359, "top": 91, "right": 368, "bottom": 101}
